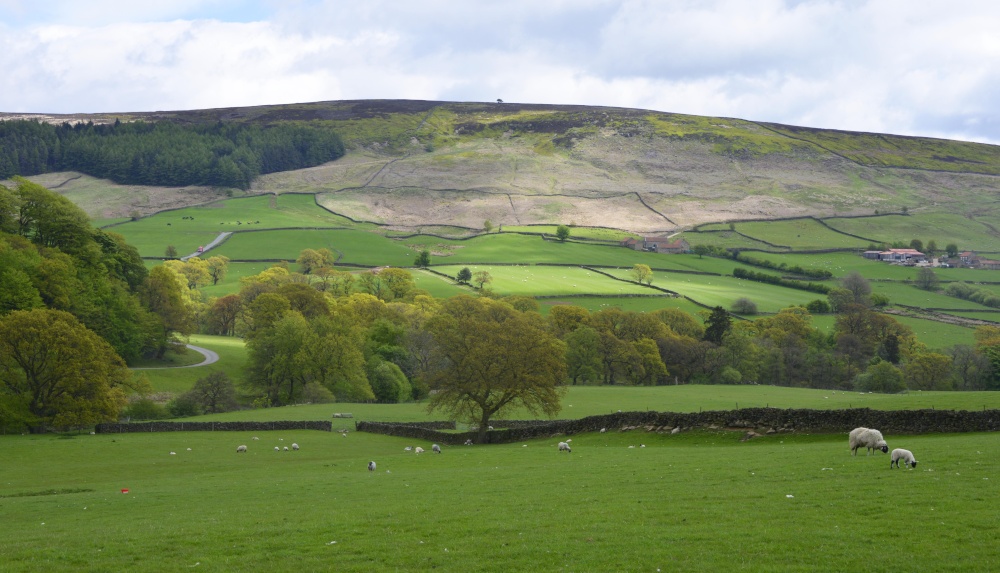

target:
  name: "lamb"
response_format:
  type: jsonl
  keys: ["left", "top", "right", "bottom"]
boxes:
{"left": 291, "top": 443, "right": 299, "bottom": 451}
{"left": 432, "top": 444, "right": 441, "bottom": 454}
{"left": 368, "top": 461, "right": 376, "bottom": 472}
{"left": 890, "top": 448, "right": 918, "bottom": 469}
{"left": 236, "top": 445, "right": 247, "bottom": 453}
{"left": 849, "top": 427, "right": 889, "bottom": 456}
{"left": 415, "top": 447, "right": 425, "bottom": 454}
{"left": 558, "top": 441, "right": 571, "bottom": 453}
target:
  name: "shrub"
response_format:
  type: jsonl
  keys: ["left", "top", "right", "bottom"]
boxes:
{"left": 123, "top": 399, "right": 170, "bottom": 421}
{"left": 806, "top": 299, "right": 831, "bottom": 314}
{"left": 731, "top": 297, "right": 758, "bottom": 315}
{"left": 167, "top": 393, "right": 201, "bottom": 418}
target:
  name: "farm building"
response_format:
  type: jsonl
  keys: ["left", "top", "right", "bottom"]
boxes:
{"left": 957, "top": 252, "right": 1000, "bottom": 270}
{"left": 621, "top": 237, "right": 689, "bottom": 254}
{"left": 863, "top": 248, "right": 926, "bottom": 263}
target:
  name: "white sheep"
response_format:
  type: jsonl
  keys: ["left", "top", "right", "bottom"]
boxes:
{"left": 432, "top": 444, "right": 441, "bottom": 454}
{"left": 415, "top": 447, "right": 425, "bottom": 454}
{"left": 368, "top": 461, "right": 376, "bottom": 472}
{"left": 283, "top": 446, "right": 289, "bottom": 451}
{"left": 890, "top": 448, "right": 918, "bottom": 469}
{"left": 252, "top": 437, "right": 259, "bottom": 441}
{"left": 849, "top": 427, "right": 888, "bottom": 456}
{"left": 600, "top": 428, "right": 606, "bottom": 433}
{"left": 558, "top": 441, "right": 571, "bottom": 453}
{"left": 274, "top": 446, "right": 280, "bottom": 451}
{"left": 464, "top": 439, "right": 473, "bottom": 446}
{"left": 404, "top": 446, "right": 413, "bottom": 451}
{"left": 236, "top": 445, "right": 247, "bottom": 453}
{"left": 291, "top": 443, "right": 299, "bottom": 451}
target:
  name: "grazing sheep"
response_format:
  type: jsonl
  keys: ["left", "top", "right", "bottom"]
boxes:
{"left": 368, "top": 461, "right": 376, "bottom": 472}
{"left": 252, "top": 437, "right": 259, "bottom": 441}
{"left": 600, "top": 428, "right": 606, "bottom": 433}
{"left": 274, "top": 446, "right": 280, "bottom": 451}
{"left": 283, "top": 446, "right": 289, "bottom": 451}
{"left": 291, "top": 443, "right": 299, "bottom": 451}
{"left": 890, "top": 449, "right": 918, "bottom": 469}
{"left": 432, "top": 444, "right": 442, "bottom": 454}
{"left": 671, "top": 427, "right": 681, "bottom": 434}
{"left": 404, "top": 446, "right": 413, "bottom": 451}
{"left": 236, "top": 445, "right": 247, "bottom": 453}
{"left": 415, "top": 447, "right": 425, "bottom": 454}
{"left": 558, "top": 441, "right": 571, "bottom": 453}
{"left": 464, "top": 439, "right": 473, "bottom": 446}
{"left": 849, "top": 427, "right": 889, "bottom": 456}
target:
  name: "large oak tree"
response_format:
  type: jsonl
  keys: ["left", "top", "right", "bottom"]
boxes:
{"left": 0, "top": 309, "right": 133, "bottom": 432}
{"left": 425, "top": 296, "right": 566, "bottom": 442}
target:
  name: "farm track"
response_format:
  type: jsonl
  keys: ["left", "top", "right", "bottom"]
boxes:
{"left": 131, "top": 344, "right": 219, "bottom": 370}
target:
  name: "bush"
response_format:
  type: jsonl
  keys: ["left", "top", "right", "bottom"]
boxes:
{"left": 167, "top": 393, "right": 201, "bottom": 418}
{"left": 806, "top": 299, "right": 831, "bottom": 314}
{"left": 123, "top": 399, "right": 170, "bottom": 421}
{"left": 369, "top": 360, "right": 412, "bottom": 403}
{"left": 719, "top": 366, "right": 743, "bottom": 384}
{"left": 854, "top": 361, "right": 906, "bottom": 393}
{"left": 731, "top": 297, "right": 758, "bottom": 315}
{"left": 301, "top": 382, "right": 336, "bottom": 404}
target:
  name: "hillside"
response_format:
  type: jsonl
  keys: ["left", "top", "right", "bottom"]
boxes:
{"left": 5, "top": 100, "right": 1000, "bottom": 234}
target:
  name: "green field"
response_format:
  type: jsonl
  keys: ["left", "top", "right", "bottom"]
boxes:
{"left": 823, "top": 212, "right": 1000, "bottom": 252}
{"left": 212, "top": 228, "right": 415, "bottom": 265}
{"left": 433, "top": 265, "right": 654, "bottom": 297}
{"left": 728, "top": 218, "right": 873, "bottom": 249}
{"left": 537, "top": 295, "right": 709, "bottom": 316}
{"left": 4, "top": 403, "right": 1000, "bottom": 571}
{"left": 499, "top": 225, "right": 634, "bottom": 242}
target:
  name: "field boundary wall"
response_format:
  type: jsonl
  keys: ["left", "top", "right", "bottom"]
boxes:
{"left": 96, "top": 421, "right": 332, "bottom": 433}
{"left": 356, "top": 407, "right": 1000, "bottom": 444}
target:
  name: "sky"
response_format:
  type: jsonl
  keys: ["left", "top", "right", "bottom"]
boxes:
{"left": 1, "top": 0, "right": 999, "bottom": 144}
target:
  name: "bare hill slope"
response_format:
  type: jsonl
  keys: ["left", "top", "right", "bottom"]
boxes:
{"left": 6, "top": 100, "right": 1000, "bottom": 233}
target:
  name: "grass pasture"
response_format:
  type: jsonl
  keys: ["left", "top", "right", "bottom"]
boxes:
{"left": 823, "top": 212, "right": 1000, "bottom": 252}
{"left": 538, "top": 295, "right": 708, "bottom": 316}
{"left": 3, "top": 425, "right": 999, "bottom": 572}
{"left": 136, "top": 335, "right": 249, "bottom": 394}
{"left": 211, "top": 228, "right": 416, "bottom": 266}
{"left": 433, "top": 265, "right": 653, "bottom": 297}
{"left": 731, "top": 218, "right": 873, "bottom": 249}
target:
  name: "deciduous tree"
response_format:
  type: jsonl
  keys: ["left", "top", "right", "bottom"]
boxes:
{"left": 425, "top": 296, "right": 566, "bottom": 442}
{"left": 630, "top": 264, "right": 653, "bottom": 285}
{"left": 0, "top": 309, "right": 132, "bottom": 432}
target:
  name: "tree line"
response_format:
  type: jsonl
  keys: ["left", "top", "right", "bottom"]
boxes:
{"left": 0, "top": 119, "right": 345, "bottom": 189}
{"left": 4, "top": 187, "right": 1000, "bottom": 434}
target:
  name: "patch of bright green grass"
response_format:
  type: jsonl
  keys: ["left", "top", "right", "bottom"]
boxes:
{"left": 433, "top": 265, "right": 654, "bottom": 297}
{"left": 537, "top": 296, "right": 708, "bottom": 316}
{"left": 728, "top": 218, "right": 873, "bottom": 249}
{"left": 411, "top": 269, "right": 474, "bottom": 298}
{"left": 211, "top": 229, "right": 415, "bottom": 265}
{"left": 500, "top": 225, "right": 635, "bottom": 242}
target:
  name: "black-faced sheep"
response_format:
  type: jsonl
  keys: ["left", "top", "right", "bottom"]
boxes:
{"left": 236, "top": 445, "right": 247, "bottom": 453}
{"left": 432, "top": 444, "right": 441, "bottom": 453}
{"left": 890, "top": 448, "right": 917, "bottom": 469}
{"left": 368, "top": 461, "right": 376, "bottom": 472}
{"left": 558, "top": 441, "right": 571, "bottom": 453}
{"left": 849, "top": 427, "right": 888, "bottom": 456}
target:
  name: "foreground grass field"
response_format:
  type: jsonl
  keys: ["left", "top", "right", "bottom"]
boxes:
{"left": 3, "top": 426, "right": 998, "bottom": 572}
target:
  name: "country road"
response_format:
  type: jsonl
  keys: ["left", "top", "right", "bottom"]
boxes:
{"left": 132, "top": 344, "right": 220, "bottom": 370}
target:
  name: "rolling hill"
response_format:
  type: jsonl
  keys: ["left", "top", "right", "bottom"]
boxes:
{"left": 5, "top": 99, "right": 1000, "bottom": 237}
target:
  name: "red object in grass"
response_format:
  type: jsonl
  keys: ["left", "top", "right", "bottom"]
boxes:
{"left": 121, "top": 488, "right": 129, "bottom": 494}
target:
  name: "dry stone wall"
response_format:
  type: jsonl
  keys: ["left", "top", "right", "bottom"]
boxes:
{"left": 96, "top": 421, "right": 332, "bottom": 433}
{"left": 358, "top": 407, "right": 1000, "bottom": 444}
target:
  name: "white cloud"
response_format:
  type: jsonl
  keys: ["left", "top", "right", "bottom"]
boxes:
{"left": 1, "top": 0, "right": 999, "bottom": 143}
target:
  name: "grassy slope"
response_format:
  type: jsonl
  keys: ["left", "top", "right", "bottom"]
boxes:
{"left": 4, "top": 428, "right": 999, "bottom": 572}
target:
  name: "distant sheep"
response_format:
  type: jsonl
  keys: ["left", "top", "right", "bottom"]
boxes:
{"left": 464, "top": 439, "right": 473, "bottom": 446}
{"left": 432, "top": 444, "right": 441, "bottom": 454}
{"left": 368, "top": 461, "right": 376, "bottom": 472}
{"left": 274, "top": 446, "right": 280, "bottom": 451}
{"left": 252, "top": 437, "right": 259, "bottom": 441}
{"left": 404, "top": 446, "right": 413, "bottom": 451}
{"left": 849, "top": 427, "right": 888, "bottom": 456}
{"left": 291, "top": 443, "right": 299, "bottom": 451}
{"left": 671, "top": 427, "right": 681, "bottom": 434}
{"left": 415, "top": 447, "right": 425, "bottom": 454}
{"left": 283, "top": 446, "right": 289, "bottom": 451}
{"left": 236, "top": 445, "right": 247, "bottom": 453}
{"left": 558, "top": 441, "right": 571, "bottom": 453}
{"left": 890, "top": 448, "right": 918, "bottom": 469}
{"left": 600, "top": 428, "right": 606, "bottom": 433}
